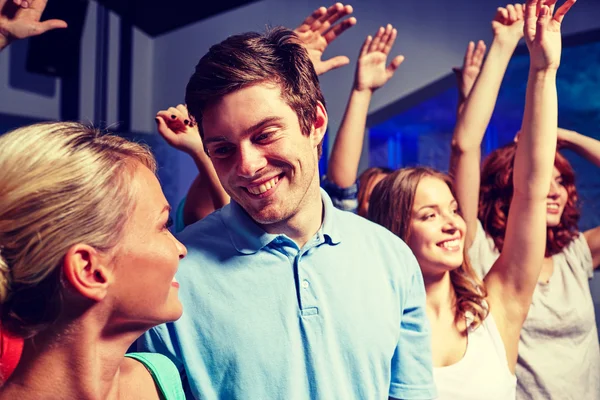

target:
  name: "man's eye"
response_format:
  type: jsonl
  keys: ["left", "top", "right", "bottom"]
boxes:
{"left": 214, "top": 146, "right": 233, "bottom": 156}
{"left": 255, "top": 132, "right": 271, "bottom": 142}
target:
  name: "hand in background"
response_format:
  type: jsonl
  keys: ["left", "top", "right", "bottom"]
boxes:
{"left": 524, "top": 0, "right": 576, "bottom": 71}
{"left": 453, "top": 40, "right": 486, "bottom": 101}
{"left": 354, "top": 24, "right": 404, "bottom": 92}
{"left": 294, "top": 2, "right": 357, "bottom": 75}
{"left": 0, "top": 0, "right": 67, "bottom": 51}
{"left": 155, "top": 104, "right": 204, "bottom": 155}
{"left": 492, "top": 3, "right": 525, "bottom": 46}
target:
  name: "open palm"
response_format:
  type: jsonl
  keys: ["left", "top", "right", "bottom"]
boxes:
{"left": 355, "top": 25, "right": 404, "bottom": 92}
{"left": 524, "top": 0, "right": 576, "bottom": 71}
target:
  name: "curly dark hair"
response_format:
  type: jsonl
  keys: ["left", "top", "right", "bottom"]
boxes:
{"left": 479, "top": 143, "right": 580, "bottom": 257}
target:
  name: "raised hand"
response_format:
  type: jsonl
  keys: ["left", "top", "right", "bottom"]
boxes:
{"left": 155, "top": 104, "right": 204, "bottom": 155}
{"left": 524, "top": 0, "right": 576, "bottom": 71}
{"left": 294, "top": 3, "right": 357, "bottom": 75}
{"left": 0, "top": 0, "right": 67, "bottom": 50}
{"left": 453, "top": 40, "right": 486, "bottom": 101}
{"left": 354, "top": 25, "right": 404, "bottom": 92}
{"left": 492, "top": 3, "right": 526, "bottom": 45}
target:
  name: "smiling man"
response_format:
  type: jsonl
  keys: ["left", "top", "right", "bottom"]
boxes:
{"left": 139, "top": 27, "right": 436, "bottom": 400}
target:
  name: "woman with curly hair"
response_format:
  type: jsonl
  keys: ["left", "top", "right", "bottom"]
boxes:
{"left": 368, "top": 1, "right": 573, "bottom": 398}
{"left": 451, "top": 2, "right": 600, "bottom": 400}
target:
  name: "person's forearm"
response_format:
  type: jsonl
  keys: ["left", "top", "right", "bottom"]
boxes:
{"left": 559, "top": 129, "right": 600, "bottom": 167}
{"left": 514, "top": 69, "right": 558, "bottom": 199}
{"left": 327, "top": 88, "right": 372, "bottom": 188}
{"left": 452, "top": 38, "right": 519, "bottom": 153}
{"left": 189, "top": 148, "right": 229, "bottom": 208}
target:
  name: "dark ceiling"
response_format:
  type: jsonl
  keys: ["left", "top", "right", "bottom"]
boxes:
{"left": 94, "top": 0, "right": 260, "bottom": 37}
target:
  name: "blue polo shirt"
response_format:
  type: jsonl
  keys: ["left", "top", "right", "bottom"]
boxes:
{"left": 139, "top": 189, "right": 436, "bottom": 400}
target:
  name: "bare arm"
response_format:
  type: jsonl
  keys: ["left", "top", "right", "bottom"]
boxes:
{"left": 0, "top": 0, "right": 66, "bottom": 51}
{"left": 558, "top": 128, "right": 600, "bottom": 167}
{"left": 155, "top": 105, "right": 229, "bottom": 226}
{"left": 453, "top": 40, "right": 487, "bottom": 117}
{"left": 327, "top": 25, "right": 404, "bottom": 188}
{"left": 450, "top": 5, "right": 524, "bottom": 248}
{"left": 484, "top": 0, "right": 575, "bottom": 371}
{"left": 554, "top": 128, "right": 600, "bottom": 268}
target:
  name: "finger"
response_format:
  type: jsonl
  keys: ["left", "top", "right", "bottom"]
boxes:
{"left": 360, "top": 35, "right": 372, "bottom": 58}
{"left": 383, "top": 28, "right": 398, "bottom": 55}
{"left": 155, "top": 116, "right": 175, "bottom": 140}
{"left": 464, "top": 41, "right": 475, "bottom": 65}
{"left": 544, "top": 0, "right": 559, "bottom": 15}
{"left": 498, "top": 7, "right": 509, "bottom": 22}
{"left": 368, "top": 26, "right": 384, "bottom": 53}
{"left": 553, "top": 0, "right": 576, "bottom": 24}
{"left": 13, "top": 0, "right": 23, "bottom": 6}
{"left": 536, "top": 5, "right": 551, "bottom": 43}
{"left": 296, "top": 6, "right": 327, "bottom": 32}
{"left": 473, "top": 40, "right": 486, "bottom": 66}
{"left": 378, "top": 24, "right": 393, "bottom": 53}
{"left": 323, "top": 16, "right": 356, "bottom": 44}
{"left": 312, "top": 3, "right": 343, "bottom": 33}
{"left": 318, "top": 3, "right": 353, "bottom": 34}
{"left": 386, "top": 55, "right": 405, "bottom": 76}
{"left": 515, "top": 3, "right": 524, "bottom": 20}
{"left": 507, "top": 4, "right": 517, "bottom": 21}
{"left": 320, "top": 55, "right": 350, "bottom": 73}
{"left": 525, "top": 0, "right": 540, "bottom": 36}
{"left": 31, "top": 19, "right": 68, "bottom": 36}
{"left": 176, "top": 104, "right": 191, "bottom": 124}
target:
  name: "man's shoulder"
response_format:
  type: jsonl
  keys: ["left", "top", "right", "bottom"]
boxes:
{"left": 332, "top": 208, "right": 413, "bottom": 255}
{"left": 177, "top": 208, "right": 228, "bottom": 244}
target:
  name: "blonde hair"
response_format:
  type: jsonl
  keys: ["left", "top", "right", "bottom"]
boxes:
{"left": 368, "top": 167, "right": 488, "bottom": 329}
{"left": 0, "top": 122, "right": 156, "bottom": 338}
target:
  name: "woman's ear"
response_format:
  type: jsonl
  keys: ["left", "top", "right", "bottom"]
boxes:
{"left": 62, "top": 244, "right": 113, "bottom": 302}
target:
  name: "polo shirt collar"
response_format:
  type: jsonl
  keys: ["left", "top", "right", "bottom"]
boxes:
{"left": 221, "top": 188, "right": 342, "bottom": 255}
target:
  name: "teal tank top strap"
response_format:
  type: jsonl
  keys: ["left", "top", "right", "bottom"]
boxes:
{"left": 125, "top": 352, "right": 185, "bottom": 400}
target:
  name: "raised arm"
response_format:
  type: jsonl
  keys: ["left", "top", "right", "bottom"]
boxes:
{"left": 327, "top": 25, "right": 404, "bottom": 188}
{"left": 0, "top": 0, "right": 67, "bottom": 51}
{"left": 451, "top": 4, "right": 525, "bottom": 247}
{"left": 453, "top": 40, "right": 487, "bottom": 117}
{"left": 484, "top": 0, "right": 575, "bottom": 371}
{"left": 555, "top": 127, "right": 600, "bottom": 269}
{"left": 155, "top": 105, "right": 229, "bottom": 227}
{"left": 293, "top": 3, "right": 357, "bottom": 76}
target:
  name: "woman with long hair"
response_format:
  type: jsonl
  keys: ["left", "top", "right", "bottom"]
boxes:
{"left": 0, "top": 122, "right": 187, "bottom": 399}
{"left": 369, "top": 1, "right": 574, "bottom": 398}
{"left": 451, "top": 0, "right": 599, "bottom": 396}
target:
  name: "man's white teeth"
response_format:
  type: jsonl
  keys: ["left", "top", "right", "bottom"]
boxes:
{"left": 440, "top": 239, "right": 460, "bottom": 249}
{"left": 247, "top": 176, "right": 279, "bottom": 195}
{"left": 547, "top": 204, "right": 559, "bottom": 210}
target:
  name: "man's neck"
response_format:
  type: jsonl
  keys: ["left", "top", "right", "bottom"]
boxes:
{"left": 260, "top": 179, "right": 324, "bottom": 249}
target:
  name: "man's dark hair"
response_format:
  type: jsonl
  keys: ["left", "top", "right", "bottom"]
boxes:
{"left": 185, "top": 27, "right": 326, "bottom": 157}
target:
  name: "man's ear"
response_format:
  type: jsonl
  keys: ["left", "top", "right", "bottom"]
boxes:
{"left": 63, "top": 244, "right": 113, "bottom": 302}
{"left": 310, "top": 101, "right": 328, "bottom": 147}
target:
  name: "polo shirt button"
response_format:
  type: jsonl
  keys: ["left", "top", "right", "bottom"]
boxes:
{"left": 302, "top": 280, "right": 309, "bottom": 289}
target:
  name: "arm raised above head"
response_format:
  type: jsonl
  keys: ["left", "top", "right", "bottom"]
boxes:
{"left": 451, "top": 4, "right": 525, "bottom": 249}
{"left": 327, "top": 25, "right": 404, "bottom": 189}
{"left": 484, "top": 0, "right": 576, "bottom": 371}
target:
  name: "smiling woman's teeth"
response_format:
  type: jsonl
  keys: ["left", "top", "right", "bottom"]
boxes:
{"left": 440, "top": 239, "right": 460, "bottom": 249}
{"left": 547, "top": 204, "right": 559, "bottom": 210}
{"left": 247, "top": 176, "right": 279, "bottom": 195}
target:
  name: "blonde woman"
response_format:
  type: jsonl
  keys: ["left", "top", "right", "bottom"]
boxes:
{"left": 0, "top": 122, "right": 187, "bottom": 399}
{"left": 368, "top": 0, "right": 574, "bottom": 398}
